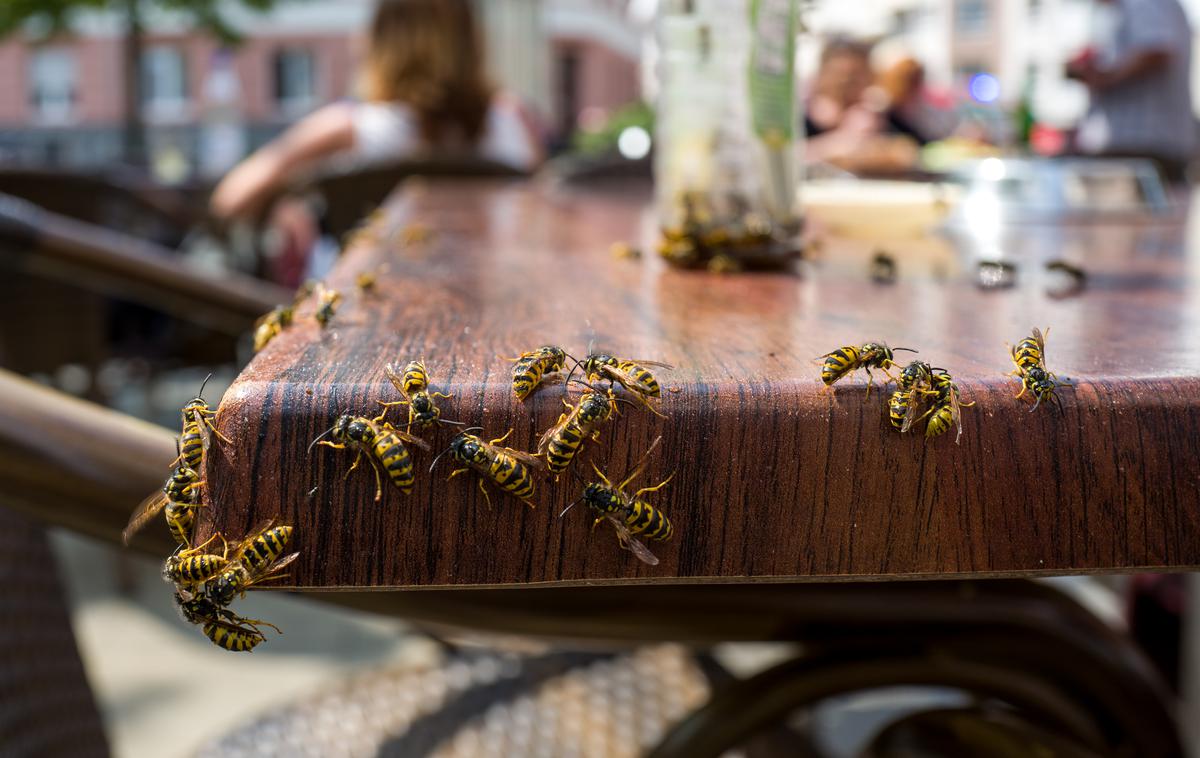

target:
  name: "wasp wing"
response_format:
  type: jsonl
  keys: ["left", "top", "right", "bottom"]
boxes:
{"left": 383, "top": 363, "right": 408, "bottom": 397}
{"left": 950, "top": 385, "right": 965, "bottom": 446}
{"left": 500, "top": 446, "right": 547, "bottom": 471}
{"left": 122, "top": 489, "right": 169, "bottom": 545}
{"left": 615, "top": 435, "right": 663, "bottom": 491}
{"left": 1031, "top": 326, "right": 1047, "bottom": 357}
{"left": 380, "top": 422, "right": 432, "bottom": 451}
{"left": 605, "top": 514, "right": 660, "bottom": 566}
{"left": 899, "top": 389, "right": 924, "bottom": 434}
{"left": 622, "top": 359, "right": 674, "bottom": 370}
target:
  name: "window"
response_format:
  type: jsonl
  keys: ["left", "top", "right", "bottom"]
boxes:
{"left": 955, "top": 0, "right": 989, "bottom": 33}
{"left": 141, "top": 46, "right": 188, "bottom": 118}
{"left": 273, "top": 49, "right": 317, "bottom": 111}
{"left": 29, "top": 47, "right": 76, "bottom": 123}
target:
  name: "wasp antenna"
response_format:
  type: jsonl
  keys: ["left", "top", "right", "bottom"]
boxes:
{"left": 307, "top": 426, "right": 335, "bottom": 453}
{"left": 437, "top": 418, "right": 468, "bottom": 427}
{"left": 197, "top": 372, "right": 213, "bottom": 399}
{"left": 559, "top": 497, "right": 583, "bottom": 518}
{"left": 892, "top": 346, "right": 918, "bottom": 354}
{"left": 428, "top": 445, "right": 453, "bottom": 473}
{"left": 461, "top": 427, "right": 484, "bottom": 435}
{"left": 175, "top": 438, "right": 181, "bottom": 456}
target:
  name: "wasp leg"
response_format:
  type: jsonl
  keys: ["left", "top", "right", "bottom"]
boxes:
{"left": 490, "top": 429, "right": 514, "bottom": 446}
{"left": 201, "top": 416, "right": 233, "bottom": 445}
{"left": 591, "top": 517, "right": 604, "bottom": 531}
{"left": 344, "top": 450, "right": 364, "bottom": 480}
{"left": 447, "top": 468, "right": 469, "bottom": 481}
{"left": 634, "top": 473, "right": 675, "bottom": 498}
{"left": 477, "top": 478, "right": 493, "bottom": 509}
{"left": 318, "top": 441, "right": 348, "bottom": 451}
{"left": 431, "top": 391, "right": 453, "bottom": 399}
{"left": 237, "top": 616, "right": 284, "bottom": 635}
{"left": 370, "top": 459, "right": 384, "bottom": 502}
{"left": 1013, "top": 383, "right": 1028, "bottom": 400}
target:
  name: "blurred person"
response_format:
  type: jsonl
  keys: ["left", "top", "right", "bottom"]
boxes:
{"left": 1068, "top": 0, "right": 1194, "bottom": 181}
{"left": 210, "top": 0, "right": 543, "bottom": 282}
{"left": 876, "top": 57, "right": 958, "bottom": 146}
{"left": 803, "top": 38, "right": 920, "bottom": 175}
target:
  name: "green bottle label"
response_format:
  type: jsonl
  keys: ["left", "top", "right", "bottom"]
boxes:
{"left": 749, "top": 0, "right": 797, "bottom": 146}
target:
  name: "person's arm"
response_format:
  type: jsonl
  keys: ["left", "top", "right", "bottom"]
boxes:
{"left": 210, "top": 103, "right": 356, "bottom": 221}
{"left": 1078, "top": 49, "right": 1171, "bottom": 90}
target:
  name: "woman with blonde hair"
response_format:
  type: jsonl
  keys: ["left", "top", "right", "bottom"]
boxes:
{"left": 210, "top": 0, "right": 542, "bottom": 224}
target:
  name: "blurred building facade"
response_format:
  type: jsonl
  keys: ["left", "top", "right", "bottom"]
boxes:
{"left": 0, "top": 0, "right": 643, "bottom": 179}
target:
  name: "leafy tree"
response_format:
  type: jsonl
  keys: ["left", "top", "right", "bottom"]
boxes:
{"left": 0, "top": 0, "right": 281, "bottom": 166}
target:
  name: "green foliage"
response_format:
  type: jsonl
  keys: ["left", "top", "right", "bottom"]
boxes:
{"left": 571, "top": 101, "right": 654, "bottom": 156}
{"left": 0, "top": 0, "right": 280, "bottom": 44}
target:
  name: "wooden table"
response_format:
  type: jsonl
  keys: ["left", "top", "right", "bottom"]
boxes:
{"left": 201, "top": 178, "right": 1200, "bottom": 590}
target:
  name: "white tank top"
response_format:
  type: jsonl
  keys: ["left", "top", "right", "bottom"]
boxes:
{"left": 350, "top": 94, "right": 538, "bottom": 171}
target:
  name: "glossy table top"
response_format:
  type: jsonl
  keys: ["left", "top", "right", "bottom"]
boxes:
{"left": 202, "top": 178, "right": 1200, "bottom": 589}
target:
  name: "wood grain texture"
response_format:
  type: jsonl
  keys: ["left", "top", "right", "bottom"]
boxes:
{"left": 200, "top": 178, "right": 1200, "bottom": 588}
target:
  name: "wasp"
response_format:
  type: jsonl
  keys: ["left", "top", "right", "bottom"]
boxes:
{"left": 253, "top": 305, "right": 295, "bottom": 352}
{"left": 314, "top": 283, "right": 341, "bottom": 327}
{"left": 122, "top": 454, "right": 205, "bottom": 545}
{"left": 310, "top": 414, "right": 430, "bottom": 500}
{"left": 162, "top": 532, "right": 229, "bottom": 586}
{"left": 562, "top": 436, "right": 673, "bottom": 566}
{"left": 818, "top": 342, "right": 913, "bottom": 397}
{"left": 1007, "top": 327, "right": 1071, "bottom": 411}
{"left": 537, "top": 388, "right": 623, "bottom": 477}
{"left": 174, "top": 589, "right": 283, "bottom": 652}
{"left": 378, "top": 360, "right": 456, "bottom": 431}
{"left": 177, "top": 373, "right": 230, "bottom": 470}
{"left": 923, "top": 369, "right": 976, "bottom": 443}
{"left": 431, "top": 429, "right": 544, "bottom": 508}
{"left": 574, "top": 353, "right": 672, "bottom": 416}
{"left": 887, "top": 361, "right": 937, "bottom": 432}
{"left": 205, "top": 521, "right": 299, "bottom": 606}
{"left": 356, "top": 270, "right": 378, "bottom": 292}
{"left": 504, "top": 346, "right": 568, "bottom": 400}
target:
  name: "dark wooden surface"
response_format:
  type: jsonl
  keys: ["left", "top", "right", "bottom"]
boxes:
{"left": 201, "top": 178, "right": 1200, "bottom": 589}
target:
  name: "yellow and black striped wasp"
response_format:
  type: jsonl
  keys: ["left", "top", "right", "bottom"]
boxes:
{"left": 162, "top": 531, "right": 229, "bottom": 587}
{"left": 562, "top": 436, "right": 673, "bottom": 567}
{"left": 174, "top": 587, "right": 282, "bottom": 653}
{"left": 122, "top": 450, "right": 205, "bottom": 546}
{"left": 378, "top": 360, "right": 458, "bottom": 432}
{"left": 922, "top": 369, "right": 975, "bottom": 443}
{"left": 887, "top": 361, "right": 937, "bottom": 433}
{"left": 537, "top": 385, "right": 627, "bottom": 478}
{"left": 819, "top": 342, "right": 915, "bottom": 397}
{"left": 572, "top": 352, "right": 672, "bottom": 417}
{"left": 1007, "top": 327, "right": 1071, "bottom": 411}
{"left": 314, "top": 283, "right": 342, "bottom": 328}
{"left": 253, "top": 305, "right": 295, "bottom": 352}
{"left": 503, "top": 346, "right": 569, "bottom": 400}
{"left": 177, "top": 374, "right": 230, "bottom": 471}
{"left": 204, "top": 520, "right": 298, "bottom": 607}
{"left": 431, "top": 428, "right": 544, "bottom": 508}
{"left": 310, "top": 414, "right": 430, "bottom": 501}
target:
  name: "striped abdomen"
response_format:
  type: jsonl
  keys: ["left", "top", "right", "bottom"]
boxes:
{"left": 618, "top": 361, "right": 661, "bottom": 396}
{"left": 1013, "top": 338, "right": 1043, "bottom": 370}
{"left": 625, "top": 500, "right": 673, "bottom": 541}
{"left": 242, "top": 526, "right": 294, "bottom": 572}
{"left": 486, "top": 451, "right": 535, "bottom": 501}
{"left": 373, "top": 430, "right": 415, "bottom": 493}
{"left": 402, "top": 362, "right": 428, "bottom": 395}
{"left": 821, "top": 346, "right": 861, "bottom": 386}
{"left": 164, "top": 502, "right": 196, "bottom": 546}
{"left": 888, "top": 390, "right": 909, "bottom": 430}
{"left": 545, "top": 422, "right": 587, "bottom": 474}
{"left": 180, "top": 419, "right": 204, "bottom": 469}
{"left": 203, "top": 622, "right": 262, "bottom": 652}
{"left": 925, "top": 404, "right": 955, "bottom": 438}
{"left": 170, "top": 553, "right": 228, "bottom": 584}
{"left": 511, "top": 358, "right": 546, "bottom": 400}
